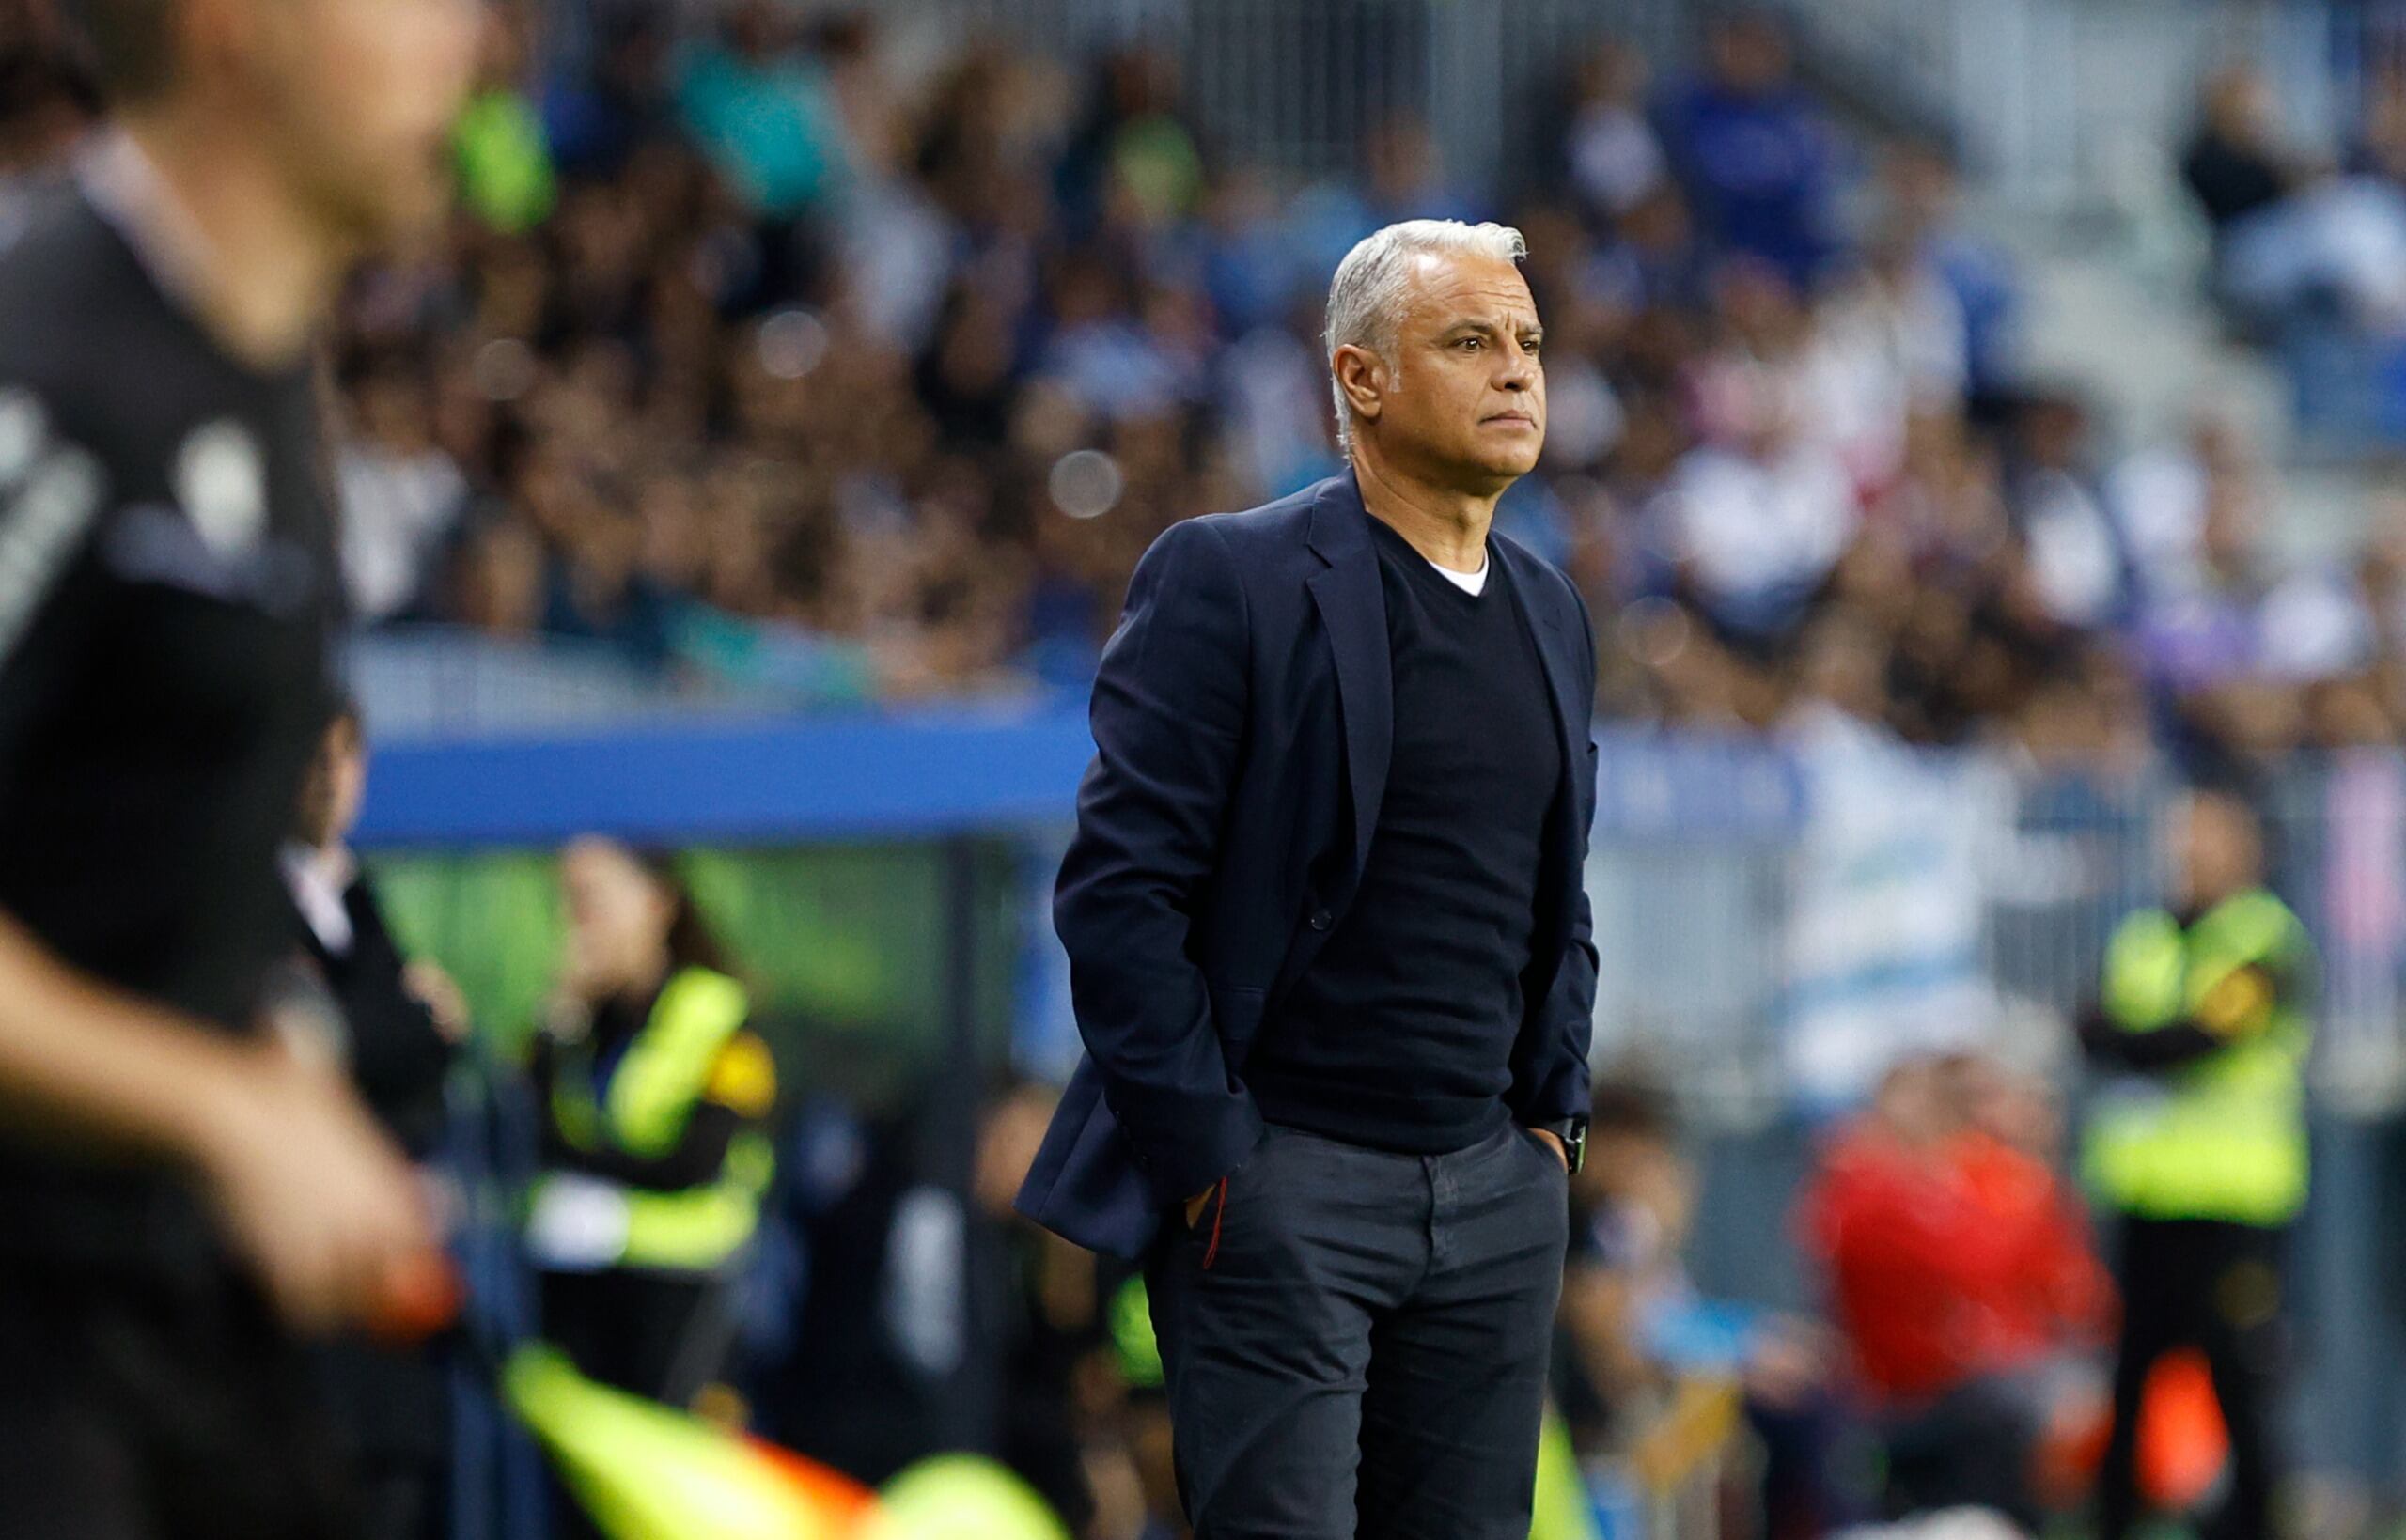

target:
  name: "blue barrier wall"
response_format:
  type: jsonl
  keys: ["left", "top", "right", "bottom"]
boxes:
{"left": 354, "top": 712, "right": 1797, "bottom": 849}
{"left": 355, "top": 708, "right": 1103, "bottom": 848}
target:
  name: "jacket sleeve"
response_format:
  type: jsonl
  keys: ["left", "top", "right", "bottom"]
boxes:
{"left": 2077, "top": 1008, "right": 2221, "bottom": 1073}
{"left": 1053, "top": 518, "right": 1262, "bottom": 1206}
{"left": 1510, "top": 581, "right": 1600, "bottom": 1128}
{"left": 541, "top": 1032, "right": 773, "bottom": 1192}
{"left": 332, "top": 880, "right": 455, "bottom": 1158}
{"left": 551, "top": 1102, "right": 743, "bottom": 1191}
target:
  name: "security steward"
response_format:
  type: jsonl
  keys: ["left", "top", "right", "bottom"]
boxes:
{"left": 527, "top": 836, "right": 776, "bottom": 1408}
{"left": 2081, "top": 787, "right": 2311, "bottom": 1540}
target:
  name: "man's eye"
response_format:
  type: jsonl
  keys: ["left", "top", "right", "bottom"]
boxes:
{"left": 1523, "top": 337, "right": 1543, "bottom": 355}
{"left": 1457, "top": 336, "right": 1483, "bottom": 351}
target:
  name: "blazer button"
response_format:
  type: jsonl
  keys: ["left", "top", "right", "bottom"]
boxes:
{"left": 1308, "top": 908, "right": 1333, "bottom": 931}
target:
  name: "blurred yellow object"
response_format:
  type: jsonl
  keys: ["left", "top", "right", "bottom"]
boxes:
{"left": 2087, "top": 894, "right": 2312, "bottom": 1224}
{"left": 861, "top": 1455, "right": 1070, "bottom": 1540}
{"left": 2194, "top": 966, "right": 2273, "bottom": 1039}
{"left": 501, "top": 1343, "right": 870, "bottom": 1540}
{"left": 1530, "top": 1405, "right": 1601, "bottom": 1540}
{"left": 1628, "top": 1377, "right": 1743, "bottom": 1495}
{"left": 706, "top": 1034, "right": 779, "bottom": 1116}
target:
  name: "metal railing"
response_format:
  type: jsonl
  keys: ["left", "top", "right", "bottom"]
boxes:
{"left": 353, "top": 634, "right": 2406, "bottom": 1127}
{"left": 1762, "top": 0, "right": 2349, "bottom": 211}
{"left": 554, "top": 0, "right": 2406, "bottom": 214}
{"left": 917, "top": 0, "right": 1695, "bottom": 190}
{"left": 1587, "top": 746, "right": 2406, "bottom": 1130}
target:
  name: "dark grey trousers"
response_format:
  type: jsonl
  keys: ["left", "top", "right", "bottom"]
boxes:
{"left": 1144, "top": 1120, "right": 1569, "bottom": 1540}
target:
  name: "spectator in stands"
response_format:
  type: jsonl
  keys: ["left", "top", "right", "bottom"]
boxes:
{"left": 1559, "top": 1083, "right": 1851, "bottom": 1540}
{"left": 1807, "top": 222, "right": 1969, "bottom": 490}
{"left": 1591, "top": 182, "right": 1711, "bottom": 317}
{"left": 1657, "top": 10, "right": 1838, "bottom": 289}
{"left": 2325, "top": 492, "right": 2406, "bottom": 740}
{"left": 673, "top": 0, "right": 846, "bottom": 225}
{"left": 1799, "top": 1052, "right": 2112, "bottom": 1533}
{"left": 2203, "top": 55, "right": 2406, "bottom": 344}
{"left": 1880, "top": 142, "right": 2020, "bottom": 400}
{"left": 539, "top": 9, "right": 674, "bottom": 179}
{"left": 2107, "top": 407, "right": 2259, "bottom": 605}
{"left": 1056, "top": 45, "right": 1204, "bottom": 237}
{"left": 2004, "top": 393, "right": 2126, "bottom": 633}
{"left": 453, "top": 4, "right": 556, "bottom": 236}
{"left": 2180, "top": 65, "right": 2302, "bottom": 248}
{"left": 1656, "top": 397, "right": 1855, "bottom": 646}
{"left": 1561, "top": 42, "right": 1667, "bottom": 227}
{"left": 2131, "top": 460, "right": 2351, "bottom": 776}
{"left": 337, "top": 360, "right": 471, "bottom": 623}
{"left": 450, "top": 512, "right": 549, "bottom": 639}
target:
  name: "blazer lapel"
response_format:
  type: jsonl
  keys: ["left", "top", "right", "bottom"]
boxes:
{"left": 1305, "top": 477, "right": 1391, "bottom": 870}
{"left": 1504, "top": 545, "right": 1582, "bottom": 795}
{"left": 1497, "top": 538, "right": 1586, "bottom": 920}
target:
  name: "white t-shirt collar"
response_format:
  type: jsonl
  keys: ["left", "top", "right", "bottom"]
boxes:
{"left": 1427, "top": 549, "right": 1490, "bottom": 596}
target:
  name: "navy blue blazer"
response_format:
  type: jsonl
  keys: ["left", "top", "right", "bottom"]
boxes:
{"left": 1015, "top": 474, "right": 1601, "bottom": 1259}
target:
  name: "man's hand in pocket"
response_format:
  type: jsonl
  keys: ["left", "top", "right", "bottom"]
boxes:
{"left": 1527, "top": 1128, "right": 1570, "bottom": 1171}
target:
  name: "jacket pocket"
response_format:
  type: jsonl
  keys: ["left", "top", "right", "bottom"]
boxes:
{"left": 1210, "top": 984, "right": 1269, "bottom": 1069}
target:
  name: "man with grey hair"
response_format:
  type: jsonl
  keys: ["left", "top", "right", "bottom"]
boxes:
{"left": 1019, "top": 218, "right": 1598, "bottom": 1536}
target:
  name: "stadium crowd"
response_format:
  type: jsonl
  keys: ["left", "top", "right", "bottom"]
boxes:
{"left": 16, "top": 2, "right": 2406, "bottom": 788}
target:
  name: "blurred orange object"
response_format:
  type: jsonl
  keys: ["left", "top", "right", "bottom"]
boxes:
{"left": 2137, "top": 1350, "right": 2228, "bottom": 1511}
{"left": 745, "top": 1439, "right": 881, "bottom": 1532}
{"left": 2044, "top": 1349, "right": 2228, "bottom": 1512}
{"left": 367, "top": 1250, "right": 464, "bottom": 1345}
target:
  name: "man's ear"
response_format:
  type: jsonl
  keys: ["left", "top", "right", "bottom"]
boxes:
{"left": 1332, "top": 345, "right": 1384, "bottom": 432}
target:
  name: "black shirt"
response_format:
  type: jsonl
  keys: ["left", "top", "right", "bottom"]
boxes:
{"left": 530, "top": 984, "right": 746, "bottom": 1192}
{"left": 1248, "top": 515, "right": 1564, "bottom": 1153}
{"left": 289, "top": 865, "right": 455, "bottom": 1159}
{"left": 2180, "top": 132, "right": 2289, "bottom": 237}
{"left": 0, "top": 180, "right": 339, "bottom": 1269}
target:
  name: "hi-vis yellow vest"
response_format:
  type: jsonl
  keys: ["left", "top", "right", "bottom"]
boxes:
{"left": 2083, "top": 891, "right": 2311, "bottom": 1226}
{"left": 542, "top": 967, "right": 774, "bottom": 1272}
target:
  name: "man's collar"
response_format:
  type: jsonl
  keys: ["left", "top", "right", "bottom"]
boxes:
{"left": 281, "top": 840, "right": 358, "bottom": 894}
{"left": 77, "top": 132, "right": 219, "bottom": 325}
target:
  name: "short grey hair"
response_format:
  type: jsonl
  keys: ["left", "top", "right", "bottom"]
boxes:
{"left": 1323, "top": 219, "right": 1527, "bottom": 449}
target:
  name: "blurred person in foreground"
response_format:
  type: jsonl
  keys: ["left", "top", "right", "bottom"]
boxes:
{"left": 526, "top": 836, "right": 776, "bottom": 1413}
{"left": 284, "top": 698, "right": 470, "bottom": 1540}
{"left": 2081, "top": 789, "right": 2311, "bottom": 1540}
{"left": 0, "top": 0, "right": 475, "bottom": 1533}
{"left": 1019, "top": 218, "right": 1599, "bottom": 1538}
{"left": 1800, "top": 1052, "right": 2112, "bottom": 1533}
